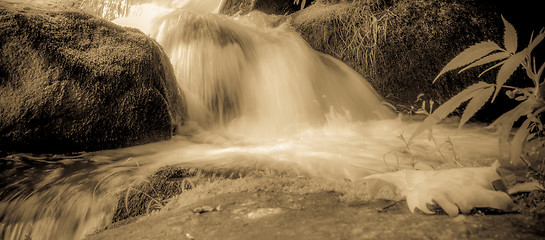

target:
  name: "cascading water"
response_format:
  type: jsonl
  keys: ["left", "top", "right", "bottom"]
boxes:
{"left": 152, "top": 7, "right": 396, "bottom": 135}
{"left": 1, "top": 1, "right": 501, "bottom": 239}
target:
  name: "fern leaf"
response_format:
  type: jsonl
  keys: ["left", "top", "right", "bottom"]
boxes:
{"left": 459, "top": 86, "right": 494, "bottom": 128}
{"left": 502, "top": 15, "right": 518, "bottom": 53}
{"left": 458, "top": 51, "right": 511, "bottom": 73}
{"left": 433, "top": 41, "right": 502, "bottom": 83}
{"left": 410, "top": 82, "right": 492, "bottom": 142}
{"left": 491, "top": 50, "right": 529, "bottom": 102}
{"left": 509, "top": 118, "right": 532, "bottom": 166}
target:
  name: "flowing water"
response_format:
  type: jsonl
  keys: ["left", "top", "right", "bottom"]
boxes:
{"left": 0, "top": 1, "right": 501, "bottom": 239}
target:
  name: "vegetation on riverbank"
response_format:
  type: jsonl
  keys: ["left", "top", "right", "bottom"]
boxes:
{"left": 2, "top": 1, "right": 544, "bottom": 237}
{"left": 292, "top": 0, "right": 505, "bottom": 117}
{"left": 93, "top": 166, "right": 545, "bottom": 239}
{"left": 107, "top": 0, "right": 545, "bottom": 229}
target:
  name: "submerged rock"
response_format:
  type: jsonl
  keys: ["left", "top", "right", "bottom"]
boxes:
{"left": 0, "top": 1, "right": 187, "bottom": 153}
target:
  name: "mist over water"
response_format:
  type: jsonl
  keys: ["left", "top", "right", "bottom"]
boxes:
{"left": 0, "top": 1, "right": 500, "bottom": 239}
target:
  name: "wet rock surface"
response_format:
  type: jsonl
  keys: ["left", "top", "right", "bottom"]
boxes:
{"left": 86, "top": 176, "right": 545, "bottom": 240}
{"left": 0, "top": 1, "right": 187, "bottom": 153}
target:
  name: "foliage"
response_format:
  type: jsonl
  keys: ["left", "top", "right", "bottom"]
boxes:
{"left": 365, "top": 161, "right": 513, "bottom": 216}
{"left": 410, "top": 16, "right": 545, "bottom": 168}
{"left": 293, "top": 0, "right": 307, "bottom": 9}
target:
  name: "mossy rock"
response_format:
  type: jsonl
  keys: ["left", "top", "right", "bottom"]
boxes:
{"left": 112, "top": 166, "right": 252, "bottom": 223}
{"left": 222, "top": 0, "right": 312, "bottom": 16}
{"left": 0, "top": 1, "right": 187, "bottom": 153}
{"left": 78, "top": 0, "right": 310, "bottom": 20}
{"left": 112, "top": 167, "right": 197, "bottom": 223}
{"left": 292, "top": 0, "right": 505, "bottom": 113}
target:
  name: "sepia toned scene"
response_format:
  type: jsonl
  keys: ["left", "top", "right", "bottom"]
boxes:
{"left": 0, "top": 0, "right": 544, "bottom": 239}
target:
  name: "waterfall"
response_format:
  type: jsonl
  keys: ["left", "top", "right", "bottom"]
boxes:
{"left": 112, "top": 1, "right": 396, "bottom": 135}
{"left": 0, "top": 1, "right": 501, "bottom": 239}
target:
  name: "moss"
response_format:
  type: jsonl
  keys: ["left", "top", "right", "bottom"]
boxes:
{"left": 221, "top": 0, "right": 255, "bottom": 15}
{"left": 221, "top": 0, "right": 312, "bottom": 16}
{"left": 111, "top": 165, "right": 370, "bottom": 224}
{"left": 292, "top": 0, "right": 503, "bottom": 116}
{"left": 112, "top": 167, "right": 198, "bottom": 222}
{"left": 0, "top": 2, "right": 187, "bottom": 153}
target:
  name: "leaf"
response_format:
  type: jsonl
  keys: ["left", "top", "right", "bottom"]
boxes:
{"left": 410, "top": 82, "right": 493, "bottom": 142}
{"left": 515, "top": 95, "right": 528, "bottom": 101}
{"left": 365, "top": 178, "right": 403, "bottom": 201}
{"left": 491, "top": 50, "right": 529, "bottom": 102}
{"left": 508, "top": 180, "right": 545, "bottom": 194}
{"left": 458, "top": 51, "right": 511, "bottom": 73}
{"left": 535, "top": 61, "right": 545, "bottom": 87}
{"left": 509, "top": 118, "right": 532, "bottom": 166}
{"left": 506, "top": 90, "right": 515, "bottom": 99}
{"left": 459, "top": 86, "right": 494, "bottom": 128}
{"left": 434, "top": 41, "right": 502, "bottom": 83}
{"left": 364, "top": 162, "right": 513, "bottom": 216}
{"left": 502, "top": 15, "right": 518, "bottom": 53}
{"left": 478, "top": 59, "right": 507, "bottom": 77}
{"left": 490, "top": 97, "right": 537, "bottom": 144}
{"left": 527, "top": 29, "right": 545, "bottom": 54}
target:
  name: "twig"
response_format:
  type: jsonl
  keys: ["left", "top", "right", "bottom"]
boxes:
{"left": 520, "top": 156, "right": 545, "bottom": 179}
{"left": 446, "top": 136, "right": 464, "bottom": 167}
{"left": 125, "top": 185, "right": 164, "bottom": 214}
{"left": 399, "top": 133, "right": 415, "bottom": 168}
{"left": 430, "top": 133, "right": 448, "bottom": 164}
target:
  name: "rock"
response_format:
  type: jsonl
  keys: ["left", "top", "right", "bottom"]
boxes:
{"left": 292, "top": 0, "right": 503, "bottom": 115}
{"left": 293, "top": 0, "right": 545, "bottom": 120}
{"left": 79, "top": 0, "right": 307, "bottom": 21}
{"left": 221, "top": 0, "right": 310, "bottom": 16}
{"left": 293, "top": 0, "right": 503, "bottom": 104}
{"left": 0, "top": 1, "right": 187, "bottom": 153}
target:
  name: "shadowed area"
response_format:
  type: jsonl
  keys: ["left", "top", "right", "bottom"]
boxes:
{"left": 0, "top": 0, "right": 544, "bottom": 240}
{"left": 0, "top": 0, "right": 187, "bottom": 153}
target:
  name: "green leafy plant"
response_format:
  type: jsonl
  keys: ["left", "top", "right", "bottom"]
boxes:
{"left": 410, "top": 16, "right": 545, "bottom": 168}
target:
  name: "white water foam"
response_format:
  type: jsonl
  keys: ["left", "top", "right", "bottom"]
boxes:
{"left": 0, "top": 1, "right": 500, "bottom": 239}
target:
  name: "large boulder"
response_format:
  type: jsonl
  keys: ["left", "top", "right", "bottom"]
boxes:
{"left": 79, "top": 0, "right": 310, "bottom": 19}
{"left": 0, "top": 1, "right": 187, "bottom": 153}
{"left": 293, "top": 0, "right": 544, "bottom": 120}
{"left": 221, "top": 0, "right": 312, "bottom": 16}
{"left": 292, "top": 0, "right": 502, "bottom": 112}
